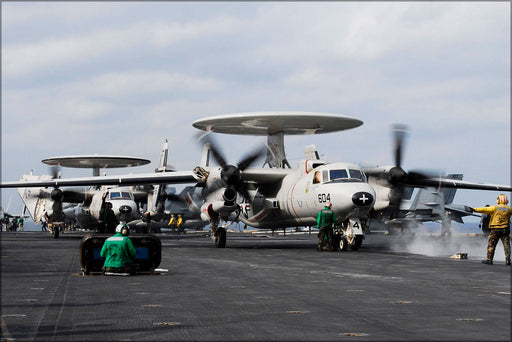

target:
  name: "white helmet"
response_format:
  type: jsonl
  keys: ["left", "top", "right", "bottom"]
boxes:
{"left": 115, "top": 223, "right": 130, "bottom": 235}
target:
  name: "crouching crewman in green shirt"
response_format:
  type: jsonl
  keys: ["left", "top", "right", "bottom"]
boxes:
{"left": 101, "top": 223, "right": 136, "bottom": 275}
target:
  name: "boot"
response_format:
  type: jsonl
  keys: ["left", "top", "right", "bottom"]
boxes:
{"left": 481, "top": 260, "right": 493, "bottom": 265}
{"left": 506, "top": 260, "right": 511, "bottom": 266}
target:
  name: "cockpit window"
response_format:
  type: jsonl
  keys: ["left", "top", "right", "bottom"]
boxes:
{"left": 326, "top": 168, "right": 366, "bottom": 183}
{"left": 109, "top": 192, "right": 133, "bottom": 200}
{"left": 349, "top": 169, "right": 366, "bottom": 182}
{"left": 330, "top": 169, "right": 348, "bottom": 181}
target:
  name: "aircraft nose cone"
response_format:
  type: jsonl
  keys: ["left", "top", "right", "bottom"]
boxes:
{"left": 352, "top": 192, "right": 374, "bottom": 207}
{"left": 119, "top": 205, "right": 132, "bottom": 214}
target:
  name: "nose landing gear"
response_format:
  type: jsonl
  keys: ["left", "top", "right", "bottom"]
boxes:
{"left": 334, "top": 218, "right": 365, "bottom": 251}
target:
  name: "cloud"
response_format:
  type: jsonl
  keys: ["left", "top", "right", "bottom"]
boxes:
{"left": 2, "top": 27, "right": 145, "bottom": 80}
{"left": 149, "top": 15, "right": 242, "bottom": 47}
{"left": 79, "top": 71, "right": 224, "bottom": 98}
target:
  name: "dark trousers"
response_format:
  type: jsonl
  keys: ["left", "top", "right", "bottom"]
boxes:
{"left": 318, "top": 227, "right": 334, "bottom": 251}
{"left": 104, "top": 265, "right": 134, "bottom": 274}
{"left": 487, "top": 228, "right": 510, "bottom": 261}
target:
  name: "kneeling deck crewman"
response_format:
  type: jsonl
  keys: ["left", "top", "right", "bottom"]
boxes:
{"left": 101, "top": 223, "right": 136, "bottom": 274}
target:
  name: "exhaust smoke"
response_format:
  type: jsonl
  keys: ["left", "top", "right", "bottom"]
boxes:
{"left": 382, "top": 222, "right": 506, "bottom": 261}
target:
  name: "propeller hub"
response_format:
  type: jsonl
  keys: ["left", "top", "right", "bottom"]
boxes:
{"left": 388, "top": 166, "right": 407, "bottom": 185}
{"left": 221, "top": 165, "right": 241, "bottom": 186}
{"left": 51, "top": 188, "right": 63, "bottom": 202}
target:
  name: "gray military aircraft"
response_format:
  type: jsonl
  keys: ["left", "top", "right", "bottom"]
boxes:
{"left": 189, "top": 112, "right": 511, "bottom": 248}
{"left": 368, "top": 174, "right": 479, "bottom": 232}
{"left": 1, "top": 112, "right": 510, "bottom": 249}
{"left": 0, "top": 199, "right": 29, "bottom": 232}
{"left": 9, "top": 140, "right": 186, "bottom": 236}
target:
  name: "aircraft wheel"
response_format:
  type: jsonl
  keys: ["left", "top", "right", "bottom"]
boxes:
{"left": 53, "top": 227, "right": 60, "bottom": 239}
{"left": 338, "top": 236, "right": 348, "bottom": 251}
{"left": 215, "top": 228, "right": 226, "bottom": 248}
{"left": 350, "top": 236, "right": 363, "bottom": 250}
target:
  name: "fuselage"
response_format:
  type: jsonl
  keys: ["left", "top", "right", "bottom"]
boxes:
{"left": 239, "top": 161, "right": 376, "bottom": 228}
{"left": 89, "top": 187, "right": 140, "bottom": 224}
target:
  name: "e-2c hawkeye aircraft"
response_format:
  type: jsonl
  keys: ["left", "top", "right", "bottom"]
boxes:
{"left": 8, "top": 140, "right": 183, "bottom": 236}
{"left": 1, "top": 112, "right": 510, "bottom": 249}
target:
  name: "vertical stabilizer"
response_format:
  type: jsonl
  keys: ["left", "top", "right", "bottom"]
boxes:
{"left": 151, "top": 139, "right": 170, "bottom": 215}
{"left": 443, "top": 174, "right": 463, "bottom": 204}
{"left": 201, "top": 142, "right": 211, "bottom": 168}
{"left": 409, "top": 187, "right": 444, "bottom": 214}
{"left": 155, "top": 139, "right": 169, "bottom": 172}
{"left": 16, "top": 173, "right": 54, "bottom": 223}
{"left": 304, "top": 145, "right": 320, "bottom": 160}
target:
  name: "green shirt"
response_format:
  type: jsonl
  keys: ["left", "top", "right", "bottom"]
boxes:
{"left": 100, "top": 233, "right": 136, "bottom": 268}
{"left": 317, "top": 207, "right": 336, "bottom": 228}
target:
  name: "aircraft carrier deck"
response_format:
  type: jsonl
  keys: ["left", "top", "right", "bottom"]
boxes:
{"left": 1, "top": 231, "right": 510, "bottom": 341}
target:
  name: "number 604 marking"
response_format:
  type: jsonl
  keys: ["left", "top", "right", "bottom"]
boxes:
{"left": 318, "top": 193, "right": 331, "bottom": 203}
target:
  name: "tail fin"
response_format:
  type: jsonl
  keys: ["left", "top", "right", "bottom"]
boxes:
{"left": 200, "top": 142, "right": 211, "bottom": 168}
{"left": 443, "top": 174, "right": 463, "bottom": 204}
{"left": 304, "top": 145, "right": 320, "bottom": 160}
{"left": 155, "top": 139, "right": 170, "bottom": 172}
{"left": 17, "top": 173, "right": 54, "bottom": 223}
{"left": 408, "top": 173, "right": 464, "bottom": 217}
{"left": 150, "top": 139, "right": 171, "bottom": 216}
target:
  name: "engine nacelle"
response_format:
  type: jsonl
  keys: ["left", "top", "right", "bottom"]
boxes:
{"left": 365, "top": 166, "right": 394, "bottom": 211}
{"left": 200, "top": 200, "right": 238, "bottom": 222}
{"left": 222, "top": 188, "right": 237, "bottom": 205}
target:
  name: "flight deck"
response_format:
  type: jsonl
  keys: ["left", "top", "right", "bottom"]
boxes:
{"left": 1, "top": 231, "right": 510, "bottom": 341}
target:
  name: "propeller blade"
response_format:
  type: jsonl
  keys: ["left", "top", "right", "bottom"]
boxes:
{"left": 393, "top": 124, "right": 408, "bottom": 169}
{"left": 165, "top": 193, "right": 182, "bottom": 202}
{"left": 235, "top": 183, "right": 253, "bottom": 204}
{"left": 198, "top": 134, "right": 228, "bottom": 168}
{"left": 195, "top": 134, "right": 261, "bottom": 213}
{"left": 405, "top": 169, "right": 443, "bottom": 187}
{"left": 50, "top": 165, "right": 61, "bottom": 180}
{"left": 388, "top": 185, "right": 405, "bottom": 219}
{"left": 202, "top": 178, "right": 226, "bottom": 198}
{"left": 237, "top": 146, "right": 266, "bottom": 171}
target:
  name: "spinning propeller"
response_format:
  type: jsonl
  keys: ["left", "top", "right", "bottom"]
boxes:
{"left": 384, "top": 125, "right": 436, "bottom": 218}
{"left": 49, "top": 165, "right": 65, "bottom": 222}
{"left": 198, "top": 134, "right": 266, "bottom": 203}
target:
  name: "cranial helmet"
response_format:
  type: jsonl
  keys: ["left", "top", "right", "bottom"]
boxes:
{"left": 497, "top": 194, "right": 509, "bottom": 204}
{"left": 115, "top": 223, "right": 130, "bottom": 235}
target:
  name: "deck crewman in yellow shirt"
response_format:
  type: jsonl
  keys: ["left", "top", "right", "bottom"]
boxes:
{"left": 470, "top": 194, "right": 511, "bottom": 265}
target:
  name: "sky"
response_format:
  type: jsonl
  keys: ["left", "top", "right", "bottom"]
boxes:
{"left": 1, "top": 2, "right": 510, "bottom": 224}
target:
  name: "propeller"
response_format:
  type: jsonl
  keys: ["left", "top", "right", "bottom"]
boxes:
{"left": 49, "top": 165, "right": 65, "bottom": 222}
{"left": 198, "top": 134, "right": 266, "bottom": 203}
{"left": 385, "top": 124, "right": 440, "bottom": 219}
{"left": 49, "top": 166, "right": 63, "bottom": 201}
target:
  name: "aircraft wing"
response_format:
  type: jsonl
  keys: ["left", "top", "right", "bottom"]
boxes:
{"left": 363, "top": 167, "right": 511, "bottom": 192}
{"left": 62, "top": 189, "right": 89, "bottom": 203}
{"left": 1, "top": 171, "right": 198, "bottom": 189}
{"left": 410, "top": 178, "right": 512, "bottom": 192}
{"left": 241, "top": 168, "right": 293, "bottom": 183}
{"left": 445, "top": 204, "right": 479, "bottom": 224}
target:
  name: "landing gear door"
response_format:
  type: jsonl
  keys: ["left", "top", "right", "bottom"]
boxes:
{"left": 347, "top": 218, "right": 364, "bottom": 236}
